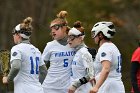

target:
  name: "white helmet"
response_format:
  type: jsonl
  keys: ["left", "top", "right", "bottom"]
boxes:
{"left": 91, "top": 21, "right": 116, "bottom": 38}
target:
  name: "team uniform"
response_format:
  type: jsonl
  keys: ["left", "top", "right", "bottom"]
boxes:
{"left": 42, "top": 40, "right": 75, "bottom": 93}
{"left": 71, "top": 45, "right": 94, "bottom": 93}
{"left": 94, "top": 42, "right": 125, "bottom": 93}
{"left": 10, "top": 42, "right": 44, "bottom": 93}
{"left": 131, "top": 47, "right": 140, "bottom": 93}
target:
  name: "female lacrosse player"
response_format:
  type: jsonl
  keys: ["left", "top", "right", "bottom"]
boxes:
{"left": 42, "top": 11, "right": 75, "bottom": 93}
{"left": 2, "top": 17, "right": 47, "bottom": 93}
{"left": 67, "top": 21, "right": 94, "bottom": 93}
{"left": 89, "top": 21, "right": 125, "bottom": 93}
{"left": 131, "top": 40, "right": 140, "bottom": 93}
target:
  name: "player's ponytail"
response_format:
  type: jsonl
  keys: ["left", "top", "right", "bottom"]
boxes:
{"left": 51, "top": 10, "right": 70, "bottom": 34}
{"left": 73, "top": 21, "right": 85, "bottom": 34}
{"left": 20, "top": 17, "right": 33, "bottom": 33}
{"left": 20, "top": 17, "right": 33, "bottom": 36}
{"left": 51, "top": 10, "right": 68, "bottom": 26}
{"left": 57, "top": 11, "right": 67, "bottom": 19}
{"left": 13, "top": 17, "right": 33, "bottom": 39}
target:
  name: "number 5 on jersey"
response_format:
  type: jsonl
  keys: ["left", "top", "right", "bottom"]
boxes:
{"left": 64, "top": 59, "right": 68, "bottom": 67}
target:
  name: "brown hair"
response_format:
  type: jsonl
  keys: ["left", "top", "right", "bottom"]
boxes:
{"left": 51, "top": 11, "right": 68, "bottom": 25}
{"left": 73, "top": 21, "right": 84, "bottom": 34}
{"left": 20, "top": 17, "right": 33, "bottom": 33}
{"left": 51, "top": 11, "right": 71, "bottom": 34}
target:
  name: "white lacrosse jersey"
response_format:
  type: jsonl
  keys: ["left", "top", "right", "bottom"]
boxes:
{"left": 71, "top": 47, "right": 94, "bottom": 93}
{"left": 10, "top": 43, "right": 44, "bottom": 93}
{"left": 42, "top": 40, "right": 75, "bottom": 91}
{"left": 94, "top": 42, "right": 125, "bottom": 93}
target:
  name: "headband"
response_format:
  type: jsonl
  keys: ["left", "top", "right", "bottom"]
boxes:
{"left": 14, "top": 24, "right": 30, "bottom": 39}
{"left": 68, "top": 27, "right": 85, "bottom": 39}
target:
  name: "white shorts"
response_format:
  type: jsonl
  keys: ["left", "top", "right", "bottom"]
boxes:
{"left": 43, "top": 87, "right": 68, "bottom": 93}
{"left": 14, "top": 81, "right": 44, "bottom": 93}
{"left": 97, "top": 78, "right": 125, "bottom": 93}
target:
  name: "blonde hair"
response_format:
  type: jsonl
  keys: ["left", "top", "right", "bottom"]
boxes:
{"left": 20, "top": 17, "right": 33, "bottom": 33}
{"left": 73, "top": 21, "right": 85, "bottom": 33}
{"left": 51, "top": 11, "right": 71, "bottom": 34}
{"left": 51, "top": 11, "right": 68, "bottom": 25}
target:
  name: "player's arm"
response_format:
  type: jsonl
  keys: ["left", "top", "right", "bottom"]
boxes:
{"left": 131, "top": 61, "right": 140, "bottom": 93}
{"left": 42, "top": 43, "right": 51, "bottom": 65}
{"left": 3, "top": 59, "right": 21, "bottom": 84}
{"left": 68, "top": 69, "right": 94, "bottom": 93}
{"left": 69, "top": 66, "right": 94, "bottom": 89}
{"left": 70, "top": 74, "right": 91, "bottom": 88}
{"left": 68, "top": 53, "right": 95, "bottom": 93}
{"left": 8, "top": 59, "right": 21, "bottom": 82}
{"left": 68, "top": 75, "right": 91, "bottom": 93}
{"left": 90, "top": 60, "right": 110, "bottom": 93}
{"left": 39, "top": 64, "right": 47, "bottom": 84}
{"left": 78, "top": 53, "right": 95, "bottom": 86}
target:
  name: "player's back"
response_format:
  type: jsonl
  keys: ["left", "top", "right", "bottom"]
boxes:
{"left": 94, "top": 42, "right": 122, "bottom": 79}
{"left": 12, "top": 43, "right": 41, "bottom": 84}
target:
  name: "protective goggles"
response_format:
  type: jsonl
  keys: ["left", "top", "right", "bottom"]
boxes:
{"left": 68, "top": 34, "right": 83, "bottom": 41}
{"left": 50, "top": 24, "right": 66, "bottom": 30}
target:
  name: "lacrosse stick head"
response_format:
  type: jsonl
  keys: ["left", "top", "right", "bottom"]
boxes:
{"left": 0, "top": 50, "right": 10, "bottom": 76}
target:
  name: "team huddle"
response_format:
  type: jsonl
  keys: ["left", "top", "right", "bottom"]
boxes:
{"left": 1, "top": 10, "right": 127, "bottom": 93}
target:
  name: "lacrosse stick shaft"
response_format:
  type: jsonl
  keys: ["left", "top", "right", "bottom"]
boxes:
{"left": 5, "top": 84, "right": 9, "bottom": 93}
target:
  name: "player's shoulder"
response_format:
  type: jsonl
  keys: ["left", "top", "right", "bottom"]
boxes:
{"left": 135, "top": 47, "right": 140, "bottom": 52}
{"left": 100, "top": 43, "right": 116, "bottom": 51}
{"left": 79, "top": 47, "right": 93, "bottom": 60}
{"left": 32, "top": 45, "right": 41, "bottom": 53}
{"left": 44, "top": 40, "right": 61, "bottom": 50}
{"left": 101, "top": 42, "right": 112, "bottom": 48}
{"left": 133, "top": 47, "right": 140, "bottom": 55}
{"left": 46, "top": 40, "right": 57, "bottom": 46}
{"left": 79, "top": 47, "right": 90, "bottom": 56}
{"left": 11, "top": 44, "right": 21, "bottom": 51}
{"left": 80, "top": 47, "right": 88, "bottom": 52}
{"left": 10, "top": 45, "right": 22, "bottom": 55}
{"left": 12, "top": 43, "right": 27, "bottom": 49}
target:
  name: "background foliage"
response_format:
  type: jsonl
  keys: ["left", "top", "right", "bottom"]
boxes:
{"left": 0, "top": 0, "right": 140, "bottom": 92}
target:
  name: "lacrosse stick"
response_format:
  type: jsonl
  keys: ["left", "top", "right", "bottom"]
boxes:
{"left": 0, "top": 50, "right": 10, "bottom": 93}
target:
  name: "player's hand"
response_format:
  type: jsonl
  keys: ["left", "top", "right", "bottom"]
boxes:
{"left": 89, "top": 86, "right": 98, "bottom": 93}
{"left": 2, "top": 76, "right": 8, "bottom": 84}
{"left": 89, "top": 77, "right": 96, "bottom": 86}
{"left": 68, "top": 86, "right": 76, "bottom": 93}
